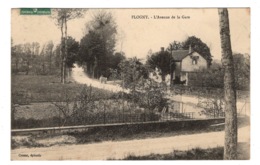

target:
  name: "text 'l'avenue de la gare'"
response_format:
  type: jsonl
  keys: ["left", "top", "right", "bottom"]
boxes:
{"left": 131, "top": 15, "right": 191, "bottom": 20}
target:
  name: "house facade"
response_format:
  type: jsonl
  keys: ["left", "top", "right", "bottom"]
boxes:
{"left": 172, "top": 48, "right": 207, "bottom": 85}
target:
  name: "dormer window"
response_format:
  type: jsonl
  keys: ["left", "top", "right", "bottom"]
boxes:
{"left": 191, "top": 56, "right": 199, "bottom": 65}
{"left": 192, "top": 59, "right": 197, "bottom": 65}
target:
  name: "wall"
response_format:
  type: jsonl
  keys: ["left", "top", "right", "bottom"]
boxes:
{"left": 12, "top": 118, "right": 225, "bottom": 136}
{"left": 181, "top": 52, "right": 207, "bottom": 72}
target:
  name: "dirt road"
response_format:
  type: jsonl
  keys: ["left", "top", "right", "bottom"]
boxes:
{"left": 11, "top": 125, "right": 249, "bottom": 160}
{"left": 71, "top": 65, "right": 129, "bottom": 93}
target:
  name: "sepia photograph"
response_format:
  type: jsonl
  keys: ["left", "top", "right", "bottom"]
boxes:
{"left": 10, "top": 8, "right": 250, "bottom": 160}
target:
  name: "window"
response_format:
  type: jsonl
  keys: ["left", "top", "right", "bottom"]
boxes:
{"left": 192, "top": 59, "right": 197, "bottom": 65}
{"left": 191, "top": 56, "right": 199, "bottom": 65}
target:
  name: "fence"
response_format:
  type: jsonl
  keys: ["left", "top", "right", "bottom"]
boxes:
{"left": 12, "top": 118, "right": 225, "bottom": 136}
{"left": 12, "top": 108, "right": 195, "bottom": 129}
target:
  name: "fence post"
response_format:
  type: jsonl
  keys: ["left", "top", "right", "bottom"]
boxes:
{"left": 103, "top": 103, "right": 106, "bottom": 124}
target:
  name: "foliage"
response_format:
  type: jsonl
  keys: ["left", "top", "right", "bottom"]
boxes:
{"left": 167, "top": 41, "right": 183, "bottom": 51}
{"left": 188, "top": 62, "right": 224, "bottom": 88}
{"left": 233, "top": 53, "right": 250, "bottom": 90}
{"left": 121, "top": 147, "right": 224, "bottom": 160}
{"left": 78, "top": 11, "right": 118, "bottom": 78}
{"left": 131, "top": 78, "right": 168, "bottom": 112}
{"left": 197, "top": 89, "right": 225, "bottom": 118}
{"left": 146, "top": 49, "right": 173, "bottom": 81}
{"left": 51, "top": 9, "right": 87, "bottom": 26}
{"left": 66, "top": 36, "right": 79, "bottom": 68}
{"left": 11, "top": 42, "right": 40, "bottom": 75}
{"left": 188, "top": 56, "right": 250, "bottom": 91}
{"left": 118, "top": 57, "right": 149, "bottom": 90}
{"left": 182, "top": 36, "right": 213, "bottom": 66}
{"left": 11, "top": 41, "right": 62, "bottom": 76}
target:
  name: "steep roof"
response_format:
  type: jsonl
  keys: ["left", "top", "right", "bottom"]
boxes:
{"left": 171, "top": 50, "right": 191, "bottom": 61}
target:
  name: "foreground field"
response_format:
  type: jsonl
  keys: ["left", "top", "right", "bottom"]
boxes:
{"left": 11, "top": 75, "right": 113, "bottom": 103}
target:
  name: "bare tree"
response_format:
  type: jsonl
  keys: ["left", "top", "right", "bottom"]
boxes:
{"left": 218, "top": 8, "right": 238, "bottom": 160}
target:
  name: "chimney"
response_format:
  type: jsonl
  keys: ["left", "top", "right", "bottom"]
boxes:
{"left": 189, "top": 45, "right": 192, "bottom": 53}
{"left": 161, "top": 47, "right": 164, "bottom": 52}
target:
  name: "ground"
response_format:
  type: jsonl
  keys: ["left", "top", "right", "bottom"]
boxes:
{"left": 11, "top": 124, "right": 249, "bottom": 160}
{"left": 11, "top": 65, "right": 251, "bottom": 160}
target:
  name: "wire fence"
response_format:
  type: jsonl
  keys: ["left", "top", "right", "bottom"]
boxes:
{"left": 12, "top": 102, "right": 197, "bottom": 129}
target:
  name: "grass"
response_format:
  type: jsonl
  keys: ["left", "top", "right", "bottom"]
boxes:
{"left": 11, "top": 75, "right": 113, "bottom": 103}
{"left": 118, "top": 147, "right": 224, "bottom": 160}
{"left": 115, "top": 142, "right": 250, "bottom": 160}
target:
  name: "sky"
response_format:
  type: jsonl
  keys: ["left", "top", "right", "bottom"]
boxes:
{"left": 11, "top": 8, "right": 250, "bottom": 60}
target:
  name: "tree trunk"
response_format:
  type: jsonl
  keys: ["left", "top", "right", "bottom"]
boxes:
{"left": 49, "top": 51, "right": 52, "bottom": 74}
{"left": 26, "top": 61, "right": 30, "bottom": 75}
{"left": 60, "top": 17, "right": 64, "bottom": 83}
{"left": 218, "top": 8, "right": 238, "bottom": 160}
{"left": 161, "top": 72, "right": 166, "bottom": 82}
{"left": 63, "top": 16, "right": 68, "bottom": 84}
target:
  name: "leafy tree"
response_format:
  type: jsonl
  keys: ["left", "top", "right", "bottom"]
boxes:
{"left": 188, "top": 62, "right": 224, "bottom": 88}
{"left": 233, "top": 53, "right": 250, "bottom": 90}
{"left": 45, "top": 41, "right": 54, "bottom": 74}
{"left": 11, "top": 44, "right": 23, "bottom": 74}
{"left": 109, "top": 52, "right": 126, "bottom": 70}
{"left": 182, "top": 36, "right": 213, "bottom": 66}
{"left": 167, "top": 41, "right": 183, "bottom": 51}
{"left": 78, "top": 31, "right": 104, "bottom": 78}
{"left": 106, "top": 52, "right": 126, "bottom": 80}
{"left": 119, "top": 57, "right": 149, "bottom": 90}
{"left": 219, "top": 8, "right": 237, "bottom": 160}
{"left": 21, "top": 42, "right": 39, "bottom": 75}
{"left": 66, "top": 36, "right": 79, "bottom": 69}
{"left": 79, "top": 10, "right": 118, "bottom": 78}
{"left": 147, "top": 49, "right": 173, "bottom": 82}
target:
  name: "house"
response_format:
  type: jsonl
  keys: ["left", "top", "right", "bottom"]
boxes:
{"left": 171, "top": 46, "right": 208, "bottom": 86}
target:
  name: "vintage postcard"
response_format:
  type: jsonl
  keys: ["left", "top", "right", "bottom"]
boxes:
{"left": 11, "top": 8, "right": 250, "bottom": 160}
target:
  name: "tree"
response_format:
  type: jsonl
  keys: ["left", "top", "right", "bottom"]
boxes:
{"left": 66, "top": 36, "right": 79, "bottom": 76}
{"left": 218, "top": 8, "right": 238, "bottom": 160}
{"left": 167, "top": 41, "right": 182, "bottom": 85}
{"left": 146, "top": 49, "right": 173, "bottom": 82}
{"left": 22, "top": 42, "right": 38, "bottom": 75}
{"left": 233, "top": 53, "right": 250, "bottom": 90}
{"left": 45, "top": 41, "right": 54, "bottom": 74}
{"left": 182, "top": 36, "right": 212, "bottom": 66}
{"left": 79, "top": 10, "right": 117, "bottom": 78}
{"left": 51, "top": 9, "right": 87, "bottom": 83}
{"left": 11, "top": 44, "right": 23, "bottom": 74}
{"left": 119, "top": 57, "right": 149, "bottom": 90}
{"left": 108, "top": 52, "right": 126, "bottom": 70}
{"left": 188, "top": 62, "right": 224, "bottom": 88}
{"left": 78, "top": 31, "right": 103, "bottom": 78}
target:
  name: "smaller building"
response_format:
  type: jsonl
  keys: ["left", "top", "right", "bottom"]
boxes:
{"left": 171, "top": 47, "right": 207, "bottom": 85}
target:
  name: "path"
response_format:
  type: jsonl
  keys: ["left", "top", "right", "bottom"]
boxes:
{"left": 11, "top": 125, "right": 250, "bottom": 160}
{"left": 71, "top": 65, "right": 129, "bottom": 93}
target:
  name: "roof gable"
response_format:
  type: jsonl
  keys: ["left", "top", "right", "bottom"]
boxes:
{"left": 172, "top": 50, "right": 206, "bottom": 61}
{"left": 172, "top": 50, "right": 190, "bottom": 61}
